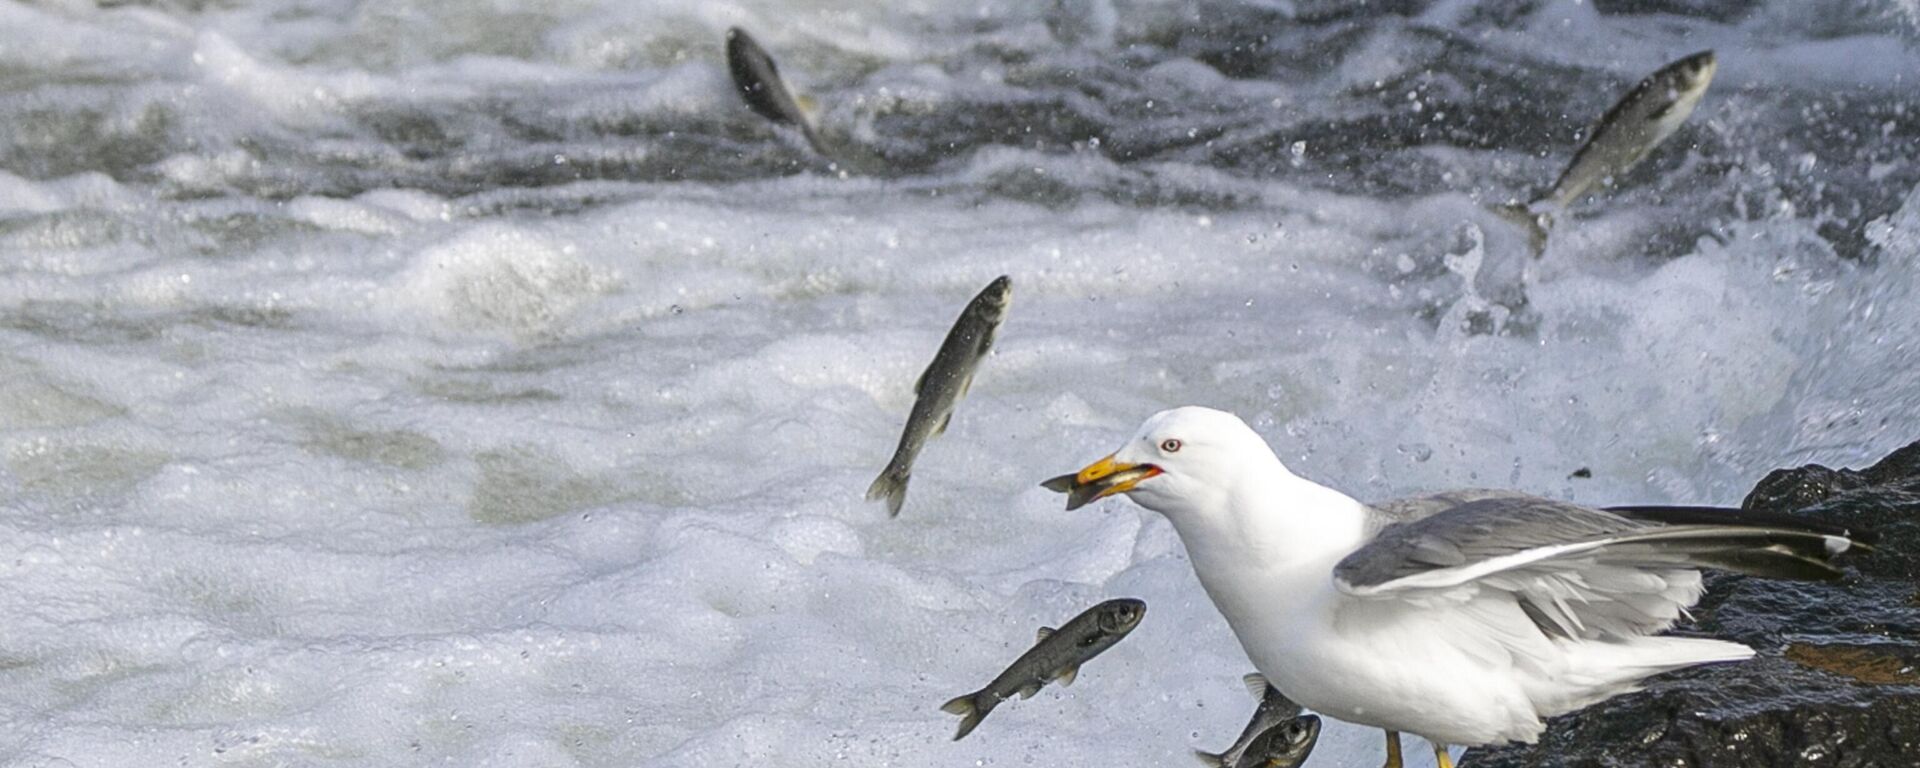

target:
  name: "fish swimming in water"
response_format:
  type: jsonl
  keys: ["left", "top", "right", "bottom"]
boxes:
{"left": 1194, "top": 674, "right": 1307, "bottom": 768}
{"left": 724, "top": 27, "right": 829, "bottom": 156}
{"left": 1499, "top": 50, "right": 1718, "bottom": 253}
{"left": 940, "top": 597, "right": 1145, "bottom": 741}
{"left": 867, "top": 276, "right": 1012, "bottom": 517}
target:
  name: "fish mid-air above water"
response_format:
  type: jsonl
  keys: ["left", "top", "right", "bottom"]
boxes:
{"left": 866, "top": 276, "right": 1012, "bottom": 517}
{"left": 724, "top": 27, "right": 830, "bottom": 156}
{"left": 1497, "top": 50, "right": 1718, "bottom": 252}
{"left": 1194, "top": 674, "right": 1313, "bottom": 768}
{"left": 940, "top": 598, "right": 1145, "bottom": 741}
{"left": 1227, "top": 713, "right": 1322, "bottom": 768}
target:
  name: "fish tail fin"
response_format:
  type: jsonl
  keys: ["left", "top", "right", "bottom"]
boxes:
{"left": 1190, "top": 749, "right": 1227, "bottom": 768}
{"left": 799, "top": 121, "right": 835, "bottom": 160}
{"left": 1488, "top": 201, "right": 1553, "bottom": 258}
{"left": 865, "top": 468, "right": 909, "bottom": 518}
{"left": 941, "top": 691, "right": 996, "bottom": 741}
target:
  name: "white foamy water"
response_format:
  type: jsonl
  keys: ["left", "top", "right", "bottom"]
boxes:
{"left": 1, "top": 1, "right": 1917, "bottom": 766}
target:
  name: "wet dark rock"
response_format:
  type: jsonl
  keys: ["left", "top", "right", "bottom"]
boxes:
{"left": 1465, "top": 440, "right": 1920, "bottom": 768}
{"left": 1591, "top": 0, "right": 1764, "bottom": 22}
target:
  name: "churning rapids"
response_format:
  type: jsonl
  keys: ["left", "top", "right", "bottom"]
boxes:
{"left": 0, "top": 1, "right": 1917, "bottom": 766}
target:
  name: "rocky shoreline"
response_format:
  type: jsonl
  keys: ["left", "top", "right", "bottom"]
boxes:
{"left": 1464, "top": 442, "right": 1920, "bottom": 767}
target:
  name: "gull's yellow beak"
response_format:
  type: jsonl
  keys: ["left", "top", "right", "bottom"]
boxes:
{"left": 1039, "top": 454, "right": 1162, "bottom": 510}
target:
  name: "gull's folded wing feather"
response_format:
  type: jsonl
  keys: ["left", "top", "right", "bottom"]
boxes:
{"left": 1606, "top": 504, "right": 1877, "bottom": 545}
{"left": 1335, "top": 494, "right": 1866, "bottom": 641}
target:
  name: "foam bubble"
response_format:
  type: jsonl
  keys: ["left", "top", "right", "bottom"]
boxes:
{"left": 392, "top": 223, "right": 620, "bottom": 338}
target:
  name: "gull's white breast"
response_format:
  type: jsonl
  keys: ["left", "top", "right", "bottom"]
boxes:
{"left": 1172, "top": 489, "right": 1554, "bottom": 746}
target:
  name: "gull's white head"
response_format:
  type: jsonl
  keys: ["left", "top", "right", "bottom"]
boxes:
{"left": 1046, "top": 406, "right": 1280, "bottom": 520}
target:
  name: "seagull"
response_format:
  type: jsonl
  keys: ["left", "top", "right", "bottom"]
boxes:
{"left": 1045, "top": 407, "right": 1872, "bottom": 768}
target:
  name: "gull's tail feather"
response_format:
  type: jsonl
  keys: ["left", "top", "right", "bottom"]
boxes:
{"left": 865, "top": 468, "right": 909, "bottom": 518}
{"left": 940, "top": 691, "right": 997, "bottom": 741}
{"left": 1543, "top": 636, "right": 1753, "bottom": 717}
{"left": 1625, "top": 636, "right": 1756, "bottom": 669}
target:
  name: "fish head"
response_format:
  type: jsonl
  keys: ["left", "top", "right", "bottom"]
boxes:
{"left": 1634, "top": 50, "right": 1716, "bottom": 136}
{"left": 1093, "top": 598, "right": 1146, "bottom": 634}
{"left": 1642, "top": 50, "right": 1716, "bottom": 115}
{"left": 725, "top": 27, "right": 772, "bottom": 78}
{"left": 1668, "top": 50, "right": 1718, "bottom": 93}
{"left": 1247, "top": 715, "right": 1322, "bottom": 767}
{"left": 969, "top": 275, "right": 1014, "bottom": 321}
{"left": 1045, "top": 407, "right": 1270, "bottom": 521}
{"left": 1280, "top": 715, "right": 1320, "bottom": 757}
{"left": 726, "top": 26, "right": 802, "bottom": 127}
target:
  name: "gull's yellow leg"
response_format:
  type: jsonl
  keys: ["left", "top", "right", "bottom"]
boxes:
{"left": 1431, "top": 741, "right": 1455, "bottom": 768}
{"left": 1382, "top": 730, "right": 1403, "bottom": 768}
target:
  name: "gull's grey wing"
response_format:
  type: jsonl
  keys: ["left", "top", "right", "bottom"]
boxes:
{"left": 1345, "top": 495, "right": 1645, "bottom": 586}
{"left": 1606, "top": 504, "right": 1876, "bottom": 545}
{"left": 1365, "top": 489, "right": 1536, "bottom": 534}
{"left": 1336, "top": 493, "right": 1867, "bottom": 640}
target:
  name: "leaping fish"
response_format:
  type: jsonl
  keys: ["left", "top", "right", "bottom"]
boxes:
{"left": 1229, "top": 714, "right": 1321, "bottom": 768}
{"left": 940, "top": 598, "right": 1146, "bottom": 741}
{"left": 724, "top": 27, "right": 830, "bottom": 156}
{"left": 1194, "top": 674, "right": 1307, "bottom": 768}
{"left": 1498, "top": 50, "right": 1718, "bottom": 252}
{"left": 867, "top": 276, "right": 1012, "bottom": 517}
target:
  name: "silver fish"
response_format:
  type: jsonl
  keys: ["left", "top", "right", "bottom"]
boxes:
{"left": 940, "top": 598, "right": 1145, "bottom": 741}
{"left": 724, "top": 27, "right": 829, "bottom": 156}
{"left": 1502, "top": 50, "right": 1718, "bottom": 251}
{"left": 867, "top": 276, "right": 1012, "bottom": 517}
{"left": 1540, "top": 50, "right": 1717, "bottom": 211}
{"left": 1040, "top": 459, "right": 1160, "bottom": 511}
{"left": 1194, "top": 674, "right": 1306, "bottom": 768}
{"left": 1231, "top": 714, "right": 1321, "bottom": 768}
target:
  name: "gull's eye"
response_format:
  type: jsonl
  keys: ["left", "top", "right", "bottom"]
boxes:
{"left": 1160, "top": 438, "right": 1182, "bottom": 453}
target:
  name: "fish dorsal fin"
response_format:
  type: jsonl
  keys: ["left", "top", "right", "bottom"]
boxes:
{"left": 1242, "top": 673, "right": 1269, "bottom": 699}
{"left": 1036, "top": 626, "right": 1056, "bottom": 643}
{"left": 1055, "top": 664, "right": 1079, "bottom": 687}
{"left": 912, "top": 366, "right": 930, "bottom": 397}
